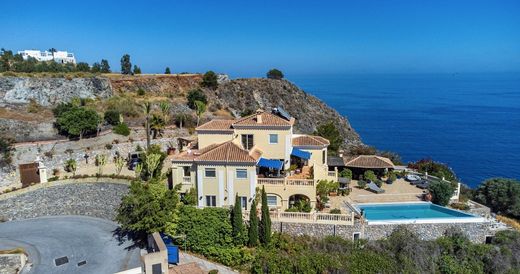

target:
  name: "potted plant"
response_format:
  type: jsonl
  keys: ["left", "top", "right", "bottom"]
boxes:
{"left": 166, "top": 141, "right": 176, "bottom": 155}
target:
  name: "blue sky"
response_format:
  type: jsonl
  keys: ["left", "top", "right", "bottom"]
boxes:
{"left": 2, "top": 0, "right": 519, "bottom": 77}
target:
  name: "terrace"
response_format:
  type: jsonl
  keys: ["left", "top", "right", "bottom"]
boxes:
{"left": 242, "top": 210, "right": 355, "bottom": 225}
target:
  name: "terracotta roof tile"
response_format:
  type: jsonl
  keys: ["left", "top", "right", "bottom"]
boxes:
{"left": 292, "top": 135, "right": 330, "bottom": 147}
{"left": 344, "top": 155, "right": 394, "bottom": 169}
{"left": 195, "top": 119, "right": 235, "bottom": 131}
{"left": 195, "top": 141, "right": 256, "bottom": 163}
{"left": 233, "top": 111, "right": 293, "bottom": 127}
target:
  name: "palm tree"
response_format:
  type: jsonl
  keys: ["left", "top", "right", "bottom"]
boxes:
{"left": 142, "top": 101, "right": 152, "bottom": 149}
{"left": 195, "top": 100, "right": 206, "bottom": 126}
{"left": 150, "top": 113, "right": 165, "bottom": 139}
{"left": 159, "top": 101, "right": 171, "bottom": 125}
{"left": 48, "top": 48, "right": 57, "bottom": 61}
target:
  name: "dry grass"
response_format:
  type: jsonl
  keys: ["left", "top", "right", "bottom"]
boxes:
{"left": 497, "top": 215, "right": 520, "bottom": 231}
{"left": 0, "top": 107, "right": 54, "bottom": 121}
{"left": 0, "top": 247, "right": 26, "bottom": 255}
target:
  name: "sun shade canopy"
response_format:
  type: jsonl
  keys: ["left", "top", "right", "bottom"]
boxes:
{"left": 257, "top": 158, "right": 283, "bottom": 170}
{"left": 291, "top": 148, "right": 311, "bottom": 160}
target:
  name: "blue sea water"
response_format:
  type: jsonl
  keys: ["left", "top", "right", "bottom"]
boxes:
{"left": 290, "top": 73, "right": 520, "bottom": 188}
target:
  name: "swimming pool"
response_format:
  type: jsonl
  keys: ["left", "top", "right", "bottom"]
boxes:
{"left": 358, "top": 202, "right": 484, "bottom": 224}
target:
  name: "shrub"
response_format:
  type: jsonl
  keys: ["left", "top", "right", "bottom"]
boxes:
{"left": 186, "top": 89, "right": 207, "bottom": 109}
{"left": 113, "top": 123, "right": 130, "bottom": 136}
{"left": 56, "top": 107, "right": 101, "bottom": 139}
{"left": 387, "top": 172, "right": 397, "bottom": 183}
{"left": 266, "top": 68, "right": 284, "bottom": 80}
{"left": 364, "top": 170, "right": 377, "bottom": 182}
{"left": 105, "top": 143, "right": 113, "bottom": 150}
{"left": 428, "top": 181, "right": 455, "bottom": 206}
{"left": 330, "top": 208, "right": 341, "bottom": 214}
{"left": 27, "top": 99, "right": 42, "bottom": 113}
{"left": 339, "top": 169, "right": 352, "bottom": 179}
{"left": 0, "top": 134, "right": 15, "bottom": 168}
{"left": 357, "top": 180, "right": 367, "bottom": 189}
{"left": 474, "top": 178, "right": 520, "bottom": 218}
{"left": 104, "top": 109, "right": 121, "bottom": 125}
{"left": 408, "top": 159, "right": 457, "bottom": 182}
{"left": 201, "top": 71, "right": 218, "bottom": 89}
{"left": 450, "top": 202, "right": 470, "bottom": 211}
{"left": 136, "top": 88, "right": 145, "bottom": 96}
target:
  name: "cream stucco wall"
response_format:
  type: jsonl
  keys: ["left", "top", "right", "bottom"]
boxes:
{"left": 298, "top": 147, "right": 331, "bottom": 181}
{"left": 232, "top": 128, "right": 292, "bottom": 167}
{"left": 197, "top": 132, "right": 233, "bottom": 149}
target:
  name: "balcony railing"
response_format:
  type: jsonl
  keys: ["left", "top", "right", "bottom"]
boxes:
{"left": 243, "top": 210, "right": 354, "bottom": 225}
{"left": 257, "top": 177, "right": 314, "bottom": 187}
{"left": 182, "top": 176, "right": 191, "bottom": 184}
{"left": 328, "top": 171, "right": 337, "bottom": 177}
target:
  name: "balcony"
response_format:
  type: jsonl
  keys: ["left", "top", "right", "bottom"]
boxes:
{"left": 257, "top": 177, "right": 314, "bottom": 187}
{"left": 243, "top": 210, "right": 354, "bottom": 225}
{"left": 182, "top": 176, "right": 191, "bottom": 184}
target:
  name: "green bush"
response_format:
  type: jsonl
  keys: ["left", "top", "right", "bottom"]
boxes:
{"left": 474, "top": 178, "right": 520, "bottom": 218}
{"left": 266, "top": 68, "right": 284, "bottom": 80}
{"left": 186, "top": 89, "right": 207, "bottom": 109}
{"left": 330, "top": 208, "right": 341, "bottom": 214}
{"left": 408, "top": 159, "right": 457, "bottom": 182}
{"left": 113, "top": 123, "right": 130, "bottom": 136}
{"left": 428, "top": 181, "right": 455, "bottom": 206}
{"left": 338, "top": 169, "right": 352, "bottom": 179}
{"left": 201, "top": 71, "right": 218, "bottom": 89}
{"left": 357, "top": 180, "right": 367, "bottom": 189}
{"left": 55, "top": 107, "right": 101, "bottom": 139}
{"left": 104, "top": 109, "right": 121, "bottom": 125}
{"left": 136, "top": 88, "right": 145, "bottom": 96}
{"left": 364, "top": 170, "right": 377, "bottom": 182}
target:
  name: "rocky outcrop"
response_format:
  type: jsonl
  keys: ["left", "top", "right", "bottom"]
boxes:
{"left": 0, "top": 118, "right": 60, "bottom": 142}
{"left": 213, "top": 78, "right": 361, "bottom": 145}
{"left": 0, "top": 76, "right": 112, "bottom": 107}
{"left": 107, "top": 74, "right": 203, "bottom": 95}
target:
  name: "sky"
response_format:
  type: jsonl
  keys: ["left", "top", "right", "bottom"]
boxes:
{"left": 2, "top": 0, "right": 519, "bottom": 77}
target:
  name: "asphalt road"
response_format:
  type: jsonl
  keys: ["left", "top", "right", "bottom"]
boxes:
{"left": 0, "top": 216, "right": 141, "bottom": 274}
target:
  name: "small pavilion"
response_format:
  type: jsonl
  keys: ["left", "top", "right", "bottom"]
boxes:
{"left": 344, "top": 155, "right": 395, "bottom": 179}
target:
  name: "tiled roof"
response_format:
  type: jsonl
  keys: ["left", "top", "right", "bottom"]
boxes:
{"left": 172, "top": 141, "right": 256, "bottom": 164}
{"left": 292, "top": 135, "right": 330, "bottom": 147}
{"left": 249, "top": 147, "right": 263, "bottom": 161}
{"left": 233, "top": 111, "right": 293, "bottom": 127}
{"left": 327, "top": 156, "right": 346, "bottom": 167}
{"left": 195, "top": 119, "right": 234, "bottom": 131}
{"left": 344, "top": 155, "right": 394, "bottom": 169}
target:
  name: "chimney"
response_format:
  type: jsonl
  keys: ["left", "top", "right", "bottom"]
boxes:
{"left": 256, "top": 109, "right": 263, "bottom": 124}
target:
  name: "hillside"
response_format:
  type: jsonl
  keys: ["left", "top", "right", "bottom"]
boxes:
{"left": 0, "top": 74, "right": 361, "bottom": 145}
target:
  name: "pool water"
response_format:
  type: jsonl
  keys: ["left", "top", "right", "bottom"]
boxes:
{"left": 358, "top": 203, "right": 475, "bottom": 221}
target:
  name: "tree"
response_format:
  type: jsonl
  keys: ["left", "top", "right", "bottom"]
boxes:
{"left": 56, "top": 107, "right": 101, "bottom": 139}
{"left": 76, "top": 62, "right": 90, "bottom": 72}
{"left": 259, "top": 186, "right": 271, "bottom": 245}
{"left": 231, "top": 193, "right": 246, "bottom": 245}
{"left": 474, "top": 178, "right": 520, "bottom": 218}
{"left": 100, "top": 59, "right": 111, "bottom": 73}
{"left": 428, "top": 181, "right": 455, "bottom": 206}
{"left": 339, "top": 169, "right": 352, "bottom": 179}
{"left": 91, "top": 62, "right": 101, "bottom": 73}
{"left": 133, "top": 65, "right": 141, "bottom": 74}
{"left": 142, "top": 101, "right": 152, "bottom": 149}
{"left": 248, "top": 198, "right": 259, "bottom": 247}
{"left": 314, "top": 121, "right": 342, "bottom": 155}
{"left": 186, "top": 89, "right": 208, "bottom": 109}
{"left": 104, "top": 109, "right": 121, "bottom": 125}
{"left": 408, "top": 159, "right": 457, "bottom": 182}
{"left": 181, "top": 188, "right": 197, "bottom": 205}
{"left": 201, "top": 70, "right": 218, "bottom": 89}
{"left": 159, "top": 101, "right": 171, "bottom": 125}
{"left": 194, "top": 100, "right": 206, "bottom": 126}
{"left": 48, "top": 48, "right": 57, "bottom": 61}
{"left": 165, "top": 67, "right": 171, "bottom": 74}
{"left": 150, "top": 113, "right": 165, "bottom": 139}
{"left": 266, "top": 68, "right": 284, "bottom": 80}
{"left": 120, "top": 54, "right": 132, "bottom": 75}
{"left": 117, "top": 179, "right": 180, "bottom": 239}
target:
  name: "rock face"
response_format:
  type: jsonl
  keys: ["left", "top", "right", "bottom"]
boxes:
{"left": 0, "top": 118, "right": 59, "bottom": 142}
{"left": 0, "top": 76, "right": 112, "bottom": 107}
{"left": 213, "top": 78, "right": 362, "bottom": 145}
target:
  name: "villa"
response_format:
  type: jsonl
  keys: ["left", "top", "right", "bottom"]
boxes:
{"left": 170, "top": 108, "right": 338, "bottom": 210}
{"left": 17, "top": 49, "right": 76, "bottom": 64}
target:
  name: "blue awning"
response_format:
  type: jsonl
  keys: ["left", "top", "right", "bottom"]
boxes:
{"left": 291, "top": 148, "right": 311, "bottom": 160}
{"left": 257, "top": 158, "right": 283, "bottom": 170}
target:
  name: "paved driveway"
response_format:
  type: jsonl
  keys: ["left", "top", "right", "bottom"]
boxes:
{"left": 0, "top": 216, "right": 141, "bottom": 274}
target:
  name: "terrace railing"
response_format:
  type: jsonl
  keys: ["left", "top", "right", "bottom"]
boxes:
{"left": 257, "top": 177, "right": 314, "bottom": 187}
{"left": 182, "top": 176, "right": 191, "bottom": 184}
{"left": 243, "top": 210, "right": 354, "bottom": 225}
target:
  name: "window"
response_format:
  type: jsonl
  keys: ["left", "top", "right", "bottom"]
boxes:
{"left": 322, "top": 150, "right": 326, "bottom": 164}
{"left": 353, "top": 232, "right": 361, "bottom": 241}
{"left": 241, "top": 134, "right": 254, "bottom": 150}
{"left": 239, "top": 196, "right": 248, "bottom": 210}
{"left": 205, "top": 195, "right": 216, "bottom": 207}
{"left": 205, "top": 168, "right": 216, "bottom": 178}
{"left": 269, "top": 134, "right": 278, "bottom": 144}
{"left": 183, "top": 166, "right": 190, "bottom": 176}
{"left": 236, "top": 169, "right": 248, "bottom": 179}
{"left": 267, "top": 195, "right": 277, "bottom": 207}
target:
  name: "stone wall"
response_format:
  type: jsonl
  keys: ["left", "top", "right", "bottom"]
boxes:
{"left": 0, "top": 180, "right": 129, "bottom": 221}
{"left": 271, "top": 220, "right": 493, "bottom": 243}
{"left": 0, "top": 254, "right": 27, "bottom": 274}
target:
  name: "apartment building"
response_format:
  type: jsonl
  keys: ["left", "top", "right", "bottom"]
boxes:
{"left": 18, "top": 49, "right": 76, "bottom": 64}
{"left": 170, "top": 109, "right": 338, "bottom": 210}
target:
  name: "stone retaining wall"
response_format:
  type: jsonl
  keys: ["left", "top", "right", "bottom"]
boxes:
{"left": 0, "top": 180, "right": 129, "bottom": 221}
{"left": 272, "top": 220, "right": 493, "bottom": 243}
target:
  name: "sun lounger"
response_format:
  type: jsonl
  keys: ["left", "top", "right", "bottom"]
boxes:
{"left": 367, "top": 181, "right": 385, "bottom": 194}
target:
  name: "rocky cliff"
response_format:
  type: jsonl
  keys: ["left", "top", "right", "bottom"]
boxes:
{"left": 0, "top": 76, "right": 112, "bottom": 107}
{"left": 0, "top": 75, "right": 361, "bottom": 145}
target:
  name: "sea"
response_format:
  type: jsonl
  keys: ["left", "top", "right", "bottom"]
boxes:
{"left": 290, "top": 73, "right": 520, "bottom": 188}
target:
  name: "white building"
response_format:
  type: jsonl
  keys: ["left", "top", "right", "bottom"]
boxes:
{"left": 17, "top": 49, "right": 76, "bottom": 64}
